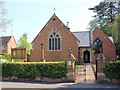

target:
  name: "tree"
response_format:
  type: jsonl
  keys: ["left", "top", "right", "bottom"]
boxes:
{"left": 100, "top": 14, "right": 120, "bottom": 58}
{"left": 89, "top": 2, "right": 118, "bottom": 27}
{"left": 18, "top": 33, "right": 31, "bottom": 55}
{"left": 0, "top": 53, "right": 11, "bottom": 62}
{"left": 108, "top": 15, "right": 119, "bottom": 43}
{"left": 109, "top": 14, "right": 120, "bottom": 58}
{"left": 87, "top": 18, "right": 112, "bottom": 36}
{"left": 87, "top": 18, "right": 98, "bottom": 30}
{"left": 0, "top": 0, "right": 11, "bottom": 33}
{"left": 89, "top": 1, "right": 120, "bottom": 59}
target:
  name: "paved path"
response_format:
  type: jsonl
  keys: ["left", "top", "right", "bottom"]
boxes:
{"left": 1, "top": 81, "right": 119, "bottom": 89}
{"left": 75, "top": 63, "right": 95, "bottom": 83}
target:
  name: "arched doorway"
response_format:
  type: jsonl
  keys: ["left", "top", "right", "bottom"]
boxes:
{"left": 83, "top": 50, "right": 90, "bottom": 63}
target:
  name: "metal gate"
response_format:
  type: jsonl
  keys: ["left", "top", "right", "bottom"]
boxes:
{"left": 75, "top": 62, "right": 95, "bottom": 83}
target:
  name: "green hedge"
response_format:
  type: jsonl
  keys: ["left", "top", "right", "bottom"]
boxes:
{"left": 1, "top": 62, "right": 67, "bottom": 79}
{"left": 104, "top": 60, "right": 120, "bottom": 79}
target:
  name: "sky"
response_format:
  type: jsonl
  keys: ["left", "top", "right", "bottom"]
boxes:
{"left": 1, "top": 0, "right": 103, "bottom": 43}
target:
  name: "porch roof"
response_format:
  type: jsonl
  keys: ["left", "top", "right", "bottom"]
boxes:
{"left": 73, "top": 31, "right": 91, "bottom": 47}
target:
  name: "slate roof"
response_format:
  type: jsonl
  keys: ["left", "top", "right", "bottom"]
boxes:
{"left": 0, "top": 36, "right": 11, "bottom": 46}
{"left": 73, "top": 31, "right": 91, "bottom": 47}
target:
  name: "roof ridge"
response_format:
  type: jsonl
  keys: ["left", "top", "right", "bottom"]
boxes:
{"left": 0, "top": 36, "right": 12, "bottom": 38}
{"left": 72, "top": 31, "right": 90, "bottom": 33}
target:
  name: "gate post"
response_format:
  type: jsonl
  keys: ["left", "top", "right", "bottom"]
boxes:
{"left": 96, "top": 53, "right": 106, "bottom": 82}
{"left": 66, "top": 48, "right": 76, "bottom": 82}
{"left": 67, "top": 58, "right": 75, "bottom": 82}
{"left": 95, "top": 59, "right": 97, "bottom": 80}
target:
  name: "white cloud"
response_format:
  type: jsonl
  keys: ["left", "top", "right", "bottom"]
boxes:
{"left": 5, "top": 0, "right": 80, "bottom": 3}
{"left": 5, "top": 0, "right": 103, "bottom": 3}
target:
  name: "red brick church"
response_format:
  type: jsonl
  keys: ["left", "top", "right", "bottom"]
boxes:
{"left": 30, "top": 14, "right": 116, "bottom": 63}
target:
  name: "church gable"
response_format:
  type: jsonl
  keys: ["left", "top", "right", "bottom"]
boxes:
{"left": 93, "top": 27, "right": 115, "bottom": 46}
{"left": 30, "top": 14, "right": 79, "bottom": 62}
{"left": 32, "top": 14, "right": 78, "bottom": 44}
{"left": 92, "top": 27, "right": 116, "bottom": 61}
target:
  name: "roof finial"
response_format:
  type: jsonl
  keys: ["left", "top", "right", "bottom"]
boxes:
{"left": 54, "top": 8, "right": 56, "bottom": 14}
{"left": 67, "top": 22, "right": 69, "bottom": 27}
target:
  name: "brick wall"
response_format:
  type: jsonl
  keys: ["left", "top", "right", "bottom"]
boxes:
{"left": 30, "top": 14, "right": 78, "bottom": 62}
{"left": 92, "top": 27, "right": 116, "bottom": 61}
{"left": 7, "top": 36, "right": 17, "bottom": 54}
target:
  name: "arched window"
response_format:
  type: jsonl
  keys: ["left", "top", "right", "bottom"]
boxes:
{"left": 93, "top": 38, "right": 103, "bottom": 54}
{"left": 48, "top": 29, "right": 62, "bottom": 51}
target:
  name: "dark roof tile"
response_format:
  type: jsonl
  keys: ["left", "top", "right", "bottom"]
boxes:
{"left": 0, "top": 36, "right": 11, "bottom": 46}
{"left": 73, "top": 31, "right": 91, "bottom": 47}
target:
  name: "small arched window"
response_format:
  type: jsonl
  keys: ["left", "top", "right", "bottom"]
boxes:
{"left": 48, "top": 29, "right": 62, "bottom": 51}
{"left": 93, "top": 38, "right": 103, "bottom": 54}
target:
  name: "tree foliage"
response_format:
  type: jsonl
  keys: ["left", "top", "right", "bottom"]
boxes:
{"left": 89, "top": 2, "right": 118, "bottom": 26}
{"left": 88, "top": 1, "right": 120, "bottom": 41}
{"left": 89, "top": 1, "right": 120, "bottom": 57}
{"left": 18, "top": 33, "right": 31, "bottom": 55}
{"left": 102, "top": 14, "right": 120, "bottom": 57}
{"left": 87, "top": 18, "right": 98, "bottom": 30}
{"left": 106, "top": 15, "right": 119, "bottom": 43}
{"left": 0, "top": 0, "right": 11, "bottom": 32}
{"left": 0, "top": 53, "right": 11, "bottom": 62}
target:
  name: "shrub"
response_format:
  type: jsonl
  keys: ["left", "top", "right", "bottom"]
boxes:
{"left": 0, "top": 53, "right": 12, "bottom": 62}
{"left": 1, "top": 62, "right": 67, "bottom": 79}
{"left": 104, "top": 60, "right": 120, "bottom": 79}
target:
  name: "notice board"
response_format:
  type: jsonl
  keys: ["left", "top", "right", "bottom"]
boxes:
{"left": 11, "top": 48, "right": 26, "bottom": 59}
